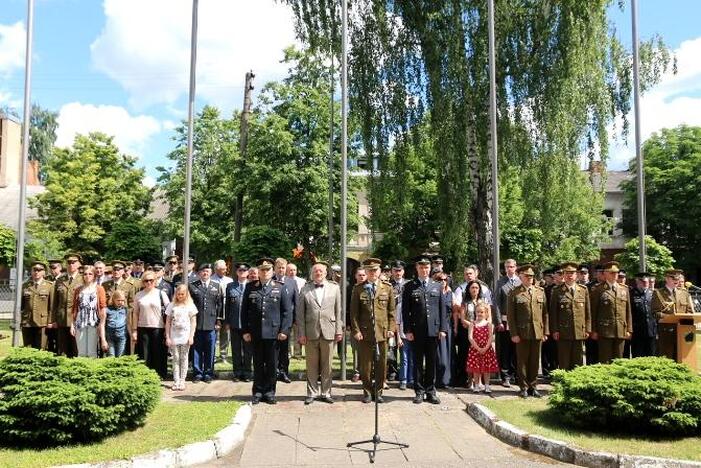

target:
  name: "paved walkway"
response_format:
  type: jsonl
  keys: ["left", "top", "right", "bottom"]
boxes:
{"left": 165, "top": 380, "right": 568, "bottom": 467}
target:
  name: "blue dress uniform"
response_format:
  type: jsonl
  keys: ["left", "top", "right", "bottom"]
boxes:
{"left": 189, "top": 271, "right": 224, "bottom": 382}
{"left": 242, "top": 272, "right": 293, "bottom": 403}
{"left": 630, "top": 274, "right": 656, "bottom": 357}
{"left": 225, "top": 277, "right": 253, "bottom": 380}
{"left": 402, "top": 268, "right": 448, "bottom": 403}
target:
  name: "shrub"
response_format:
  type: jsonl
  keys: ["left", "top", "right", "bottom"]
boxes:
{"left": 549, "top": 357, "right": 701, "bottom": 436}
{"left": 0, "top": 348, "right": 161, "bottom": 447}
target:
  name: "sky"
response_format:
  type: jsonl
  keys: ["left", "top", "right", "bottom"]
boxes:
{"left": 1, "top": 0, "right": 700, "bottom": 186}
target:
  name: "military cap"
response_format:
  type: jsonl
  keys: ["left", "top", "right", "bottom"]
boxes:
{"left": 413, "top": 254, "right": 432, "bottom": 265}
{"left": 124, "top": 261, "right": 133, "bottom": 267}
{"left": 553, "top": 266, "right": 564, "bottom": 274}
{"left": 634, "top": 271, "right": 652, "bottom": 279}
{"left": 430, "top": 267, "right": 442, "bottom": 277}
{"left": 111, "top": 260, "right": 125, "bottom": 269}
{"left": 362, "top": 258, "right": 382, "bottom": 270}
{"left": 560, "top": 262, "right": 579, "bottom": 273}
{"left": 312, "top": 260, "right": 329, "bottom": 267}
{"left": 594, "top": 264, "right": 604, "bottom": 272}
{"left": 602, "top": 261, "right": 620, "bottom": 273}
{"left": 198, "top": 263, "right": 213, "bottom": 271}
{"left": 391, "top": 260, "right": 406, "bottom": 270}
{"left": 48, "top": 259, "right": 63, "bottom": 266}
{"left": 30, "top": 260, "right": 47, "bottom": 270}
{"left": 257, "top": 257, "right": 275, "bottom": 270}
{"left": 331, "top": 264, "right": 342, "bottom": 273}
{"left": 664, "top": 268, "right": 684, "bottom": 278}
{"left": 165, "top": 254, "right": 179, "bottom": 261}
{"left": 133, "top": 258, "right": 144, "bottom": 265}
{"left": 542, "top": 268, "right": 554, "bottom": 276}
{"left": 516, "top": 264, "right": 535, "bottom": 276}
{"left": 382, "top": 263, "right": 391, "bottom": 271}
{"left": 152, "top": 260, "right": 165, "bottom": 270}
{"left": 578, "top": 264, "right": 589, "bottom": 273}
{"left": 187, "top": 256, "right": 196, "bottom": 263}
{"left": 618, "top": 269, "right": 627, "bottom": 276}
{"left": 64, "top": 252, "right": 83, "bottom": 263}
{"left": 431, "top": 255, "right": 445, "bottom": 263}
{"left": 234, "top": 262, "right": 250, "bottom": 270}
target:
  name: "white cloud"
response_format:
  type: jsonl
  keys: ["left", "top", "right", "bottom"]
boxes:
{"left": 56, "top": 102, "right": 162, "bottom": 158}
{"left": 609, "top": 37, "right": 701, "bottom": 169}
{"left": 90, "top": 0, "right": 298, "bottom": 110}
{"left": 143, "top": 175, "right": 156, "bottom": 188}
{"left": 0, "top": 21, "right": 25, "bottom": 77}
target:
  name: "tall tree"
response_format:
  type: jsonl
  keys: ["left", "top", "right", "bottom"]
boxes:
{"left": 621, "top": 125, "right": 701, "bottom": 279}
{"left": 29, "top": 104, "right": 58, "bottom": 182}
{"left": 30, "top": 133, "right": 152, "bottom": 260}
{"left": 283, "top": 0, "right": 671, "bottom": 282}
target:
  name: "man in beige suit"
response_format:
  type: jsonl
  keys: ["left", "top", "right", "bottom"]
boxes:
{"left": 297, "top": 261, "right": 343, "bottom": 404}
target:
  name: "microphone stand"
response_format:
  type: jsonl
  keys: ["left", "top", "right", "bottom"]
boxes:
{"left": 347, "top": 283, "right": 409, "bottom": 463}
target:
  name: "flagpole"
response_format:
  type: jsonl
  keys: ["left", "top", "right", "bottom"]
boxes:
{"left": 487, "top": 0, "right": 500, "bottom": 291}
{"left": 631, "top": 0, "right": 646, "bottom": 270}
{"left": 340, "top": 0, "right": 348, "bottom": 381}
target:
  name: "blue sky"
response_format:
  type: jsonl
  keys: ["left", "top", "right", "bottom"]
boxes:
{"left": 1, "top": 0, "right": 700, "bottom": 184}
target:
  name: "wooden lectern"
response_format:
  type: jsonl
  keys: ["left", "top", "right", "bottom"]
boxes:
{"left": 658, "top": 313, "right": 701, "bottom": 373}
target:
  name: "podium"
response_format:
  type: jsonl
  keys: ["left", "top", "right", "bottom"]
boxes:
{"left": 658, "top": 313, "right": 701, "bottom": 373}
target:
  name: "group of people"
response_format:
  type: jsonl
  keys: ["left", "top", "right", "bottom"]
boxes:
{"left": 19, "top": 251, "right": 697, "bottom": 402}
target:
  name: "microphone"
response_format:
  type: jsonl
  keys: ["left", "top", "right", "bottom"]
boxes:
{"left": 364, "top": 282, "right": 375, "bottom": 298}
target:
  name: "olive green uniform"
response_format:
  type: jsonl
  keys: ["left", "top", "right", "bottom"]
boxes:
{"left": 21, "top": 279, "right": 54, "bottom": 349}
{"left": 50, "top": 272, "right": 83, "bottom": 357}
{"left": 507, "top": 284, "right": 549, "bottom": 392}
{"left": 350, "top": 280, "right": 396, "bottom": 397}
{"left": 549, "top": 283, "right": 590, "bottom": 369}
{"left": 590, "top": 282, "right": 632, "bottom": 363}
{"left": 652, "top": 286, "right": 696, "bottom": 360}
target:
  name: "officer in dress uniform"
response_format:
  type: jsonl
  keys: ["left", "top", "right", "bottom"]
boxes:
{"left": 21, "top": 261, "right": 54, "bottom": 349}
{"left": 225, "top": 262, "right": 253, "bottom": 381}
{"left": 50, "top": 253, "right": 84, "bottom": 357}
{"left": 173, "top": 257, "right": 198, "bottom": 285}
{"left": 350, "top": 258, "right": 396, "bottom": 403}
{"left": 189, "top": 263, "right": 224, "bottom": 383}
{"left": 402, "top": 255, "right": 448, "bottom": 404}
{"left": 549, "top": 262, "right": 591, "bottom": 370}
{"left": 241, "top": 258, "right": 293, "bottom": 404}
{"left": 507, "top": 264, "right": 549, "bottom": 398}
{"left": 630, "top": 272, "right": 656, "bottom": 357}
{"left": 590, "top": 261, "right": 632, "bottom": 363}
{"left": 652, "top": 268, "right": 696, "bottom": 360}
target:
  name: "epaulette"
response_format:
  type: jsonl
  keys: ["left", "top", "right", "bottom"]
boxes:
{"left": 381, "top": 279, "right": 392, "bottom": 286}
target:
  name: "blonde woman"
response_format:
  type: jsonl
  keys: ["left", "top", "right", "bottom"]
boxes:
{"left": 71, "top": 265, "right": 107, "bottom": 357}
{"left": 165, "top": 284, "right": 198, "bottom": 390}
{"left": 134, "top": 271, "right": 170, "bottom": 378}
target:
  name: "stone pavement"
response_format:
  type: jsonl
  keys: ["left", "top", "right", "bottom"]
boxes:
{"left": 165, "top": 379, "right": 568, "bottom": 467}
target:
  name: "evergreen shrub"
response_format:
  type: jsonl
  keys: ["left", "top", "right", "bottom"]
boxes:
{"left": 0, "top": 348, "right": 161, "bottom": 447}
{"left": 549, "top": 357, "right": 701, "bottom": 436}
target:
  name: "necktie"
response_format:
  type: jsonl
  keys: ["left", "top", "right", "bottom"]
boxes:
{"left": 571, "top": 286, "right": 575, "bottom": 296}
{"left": 314, "top": 283, "right": 324, "bottom": 288}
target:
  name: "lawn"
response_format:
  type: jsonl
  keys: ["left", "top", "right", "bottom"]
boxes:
{"left": 0, "top": 400, "right": 241, "bottom": 468}
{"left": 482, "top": 398, "right": 701, "bottom": 462}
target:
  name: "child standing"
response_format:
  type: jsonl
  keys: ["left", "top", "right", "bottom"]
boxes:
{"left": 466, "top": 302, "right": 499, "bottom": 393}
{"left": 104, "top": 290, "right": 128, "bottom": 357}
{"left": 165, "top": 284, "right": 198, "bottom": 391}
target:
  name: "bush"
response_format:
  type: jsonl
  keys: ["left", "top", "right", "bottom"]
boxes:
{"left": 0, "top": 348, "right": 161, "bottom": 447}
{"left": 549, "top": 357, "right": 701, "bottom": 436}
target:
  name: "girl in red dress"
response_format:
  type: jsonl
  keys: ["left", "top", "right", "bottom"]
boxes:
{"left": 466, "top": 302, "right": 499, "bottom": 393}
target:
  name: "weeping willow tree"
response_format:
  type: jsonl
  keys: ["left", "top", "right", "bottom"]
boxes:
{"left": 282, "top": 0, "right": 671, "bottom": 282}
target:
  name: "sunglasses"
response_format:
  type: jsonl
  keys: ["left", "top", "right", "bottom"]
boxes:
{"left": 32, "top": 267, "right": 45, "bottom": 272}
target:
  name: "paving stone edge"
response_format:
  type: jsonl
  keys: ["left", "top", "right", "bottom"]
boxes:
{"left": 54, "top": 403, "right": 253, "bottom": 468}
{"left": 467, "top": 402, "right": 701, "bottom": 468}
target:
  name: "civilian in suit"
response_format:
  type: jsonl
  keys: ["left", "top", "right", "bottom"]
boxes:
{"left": 494, "top": 259, "right": 520, "bottom": 387}
{"left": 212, "top": 259, "right": 234, "bottom": 364}
{"left": 242, "top": 258, "right": 294, "bottom": 404}
{"left": 153, "top": 260, "right": 174, "bottom": 300}
{"left": 189, "top": 263, "right": 224, "bottom": 383}
{"left": 297, "top": 261, "right": 343, "bottom": 404}
{"left": 225, "top": 262, "right": 253, "bottom": 381}
{"left": 273, "top": 257, "right": 298, "bottom": 383}
{"left": 630, "top": 272, "right": 656, "bottom": 357}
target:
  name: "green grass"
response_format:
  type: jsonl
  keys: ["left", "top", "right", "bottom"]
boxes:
{"left": 482, "top": 398, "right": 701, "bottom": 461}
{"left": 0, "top": 400, "right": 241, "bottom": 468}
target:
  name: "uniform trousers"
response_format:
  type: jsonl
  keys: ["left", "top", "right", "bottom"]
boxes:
{"left": 137, "top": 327, "right": 168, "bottom": 378}
{"left": 541, "top": 338, "right": 558, "bottom": 376}
{"left": 193, "top": 329, "right": 216, "bottom": 379}
{"left": 304, "top": 338, "right": 334, "bottom": 397}
{"left": 413, "top": 335, "right": 438, "bottom": 396}
{"left": 217, "top": 327, "right": 230, "bottom": 360}
{"left": 22, "top": 326, "right": 46, "bottom": 350}
{"left": 585, "top": 337, "right": 599, "bottom": 365}
{"left": 230, "top": 328, "right": 253, "bottom": 379}
{"left": 57, "top": 326, "right": 77, "bottom": 357}
{"left": 253, "top": 338, "right": 279, "bottom": 397}
{"left": 557, "top": 339, "right": 584, "bottom": 370}
{"left": 515, "top": 339, "right": 542, "bottom": 391}
{"left": 631, "top": 336, "right": 656, "bottom": 358}
{"left": 597, "top": 337, "right": 625, "bottom": 364}
{"left": 436, "top": 330, "right": 452, "bottom": 387}
{"left": 357, "top": 338, "right": 387, "bottom": 396}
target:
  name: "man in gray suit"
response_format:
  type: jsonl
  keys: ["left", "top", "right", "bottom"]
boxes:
{"left": 297, "top": 261, "right": 343, "bottom": 404}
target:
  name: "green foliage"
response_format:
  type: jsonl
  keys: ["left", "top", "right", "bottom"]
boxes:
{"left": 0, "top": 348, "right": 161, "bottom": 447}
{"left": 104, "top": 219, "right": 164, "bottom": 264}
{"left": 615, "top": 235, "right": 675, "bottom": 279}
{"left": 372, "top": 232, "right": 410, "bottom": 264}
{"left": 0, "top": 225, "right": 15, "bottom": 266}
{"left": 232, "top": 226, "right": 294, "bottom": 264}
{"left": 549, "top": 357, "right": 701, "bottom": 436}
{"left": 622, "top": 125, "right": 701, "bottom": 278}
{"left": 29, "top": 105, "right": 58, "bottom": 183}
{"left": 30, "top": 133, "right": 152, "bottom": 260}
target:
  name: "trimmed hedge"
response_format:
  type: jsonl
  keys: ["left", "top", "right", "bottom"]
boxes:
{"left": 0, "top": 348, "right": 161, "bottom": 447}
{"left": 549, "top": 357, "right": 701, "bottom": 436}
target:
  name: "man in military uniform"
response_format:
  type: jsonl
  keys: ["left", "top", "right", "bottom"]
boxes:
{"left": 350, "top": 258, "right": 396, "bottom": 403}
{"left": 173, "top": 257, "right": 198, "bottom": 285}
{"left": 403, "top": 255, "right": 448, "bottom": 404}
{"left": 540, "top": 267, "right": 559, "bottom": 378}
{"left": 225, "top": 262, "right": 252, "bottom": 381}
{"left": 190, "top": 263, "right": 224, "bottom": 383}
{"left": 153, "top": 260, "right": 174, "bottom": 300}
{"left": 21, "top": 261, "right": 54, "bottom": 349}
{"left": 590, "top": 261, "right": 632, "bottom": 363}
{"left": 131, "top": 259, "right": 145, "bottom": 279}
{"left": 102, "top": 261, "right": 138, "bottom": 354}
{"left": 507, "top": 264, "right": 549, "bottom": 398}
{"left": 652, "top": 268, "right": 696, "bottom": 361}
{"left": 630, "top": 272, "right": 656, "bottom": 357}
{"left": 549, "top": 262, "right": 590, "bottom": 370}
{"left": 49, "top": 253, "right": 84, "bottom": 357}
{"left": 47, "top": 259, "right": 63, "bottom": 281}
{"left": 242, "top": 258, "right": 293, "bottom": 404}
{"left": 164, "top": 255, "right": 180, "bottom": 283}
